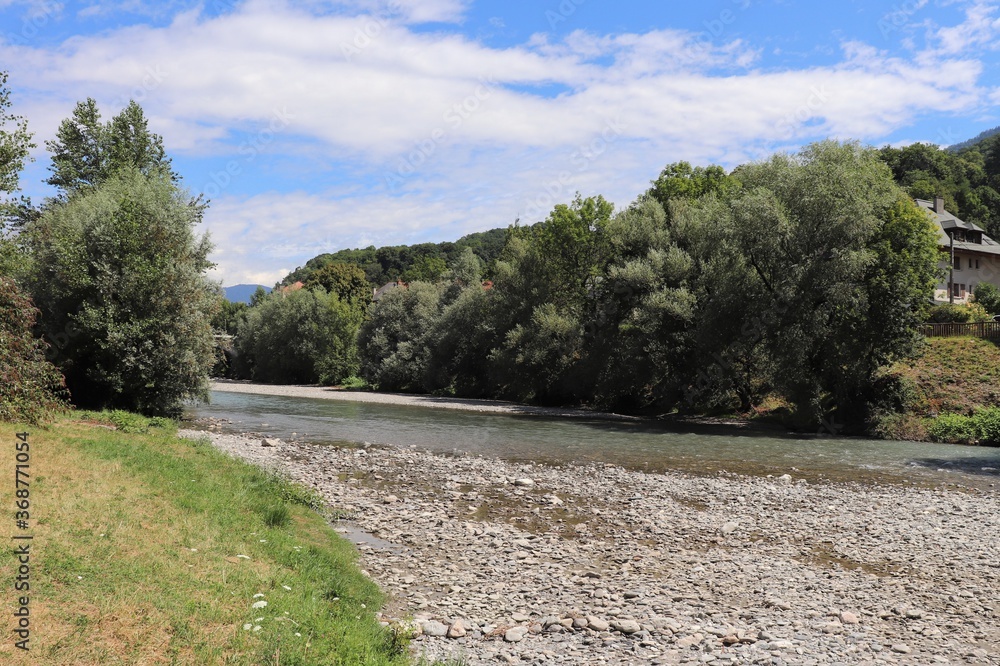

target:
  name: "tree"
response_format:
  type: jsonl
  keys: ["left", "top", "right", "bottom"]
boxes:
{"left": 303, "top": 261, "right": 371, "bottom": 308}
{"left": 45, "top": 99, "right": 174, "bottom": 195}
{"left": 357, "top": 282, "right": 443, "bottom": 391}
{"left": 25, "top": 169, "right": 217, "bottom": 415}
{"left": 0, "top": 71, "right": 35, "bottom": 273}
{"left": 235, "top": 288, "right": 361, "bottom": 384}
{"left": 676, "top": 141, "right": 941, "bottom": 428}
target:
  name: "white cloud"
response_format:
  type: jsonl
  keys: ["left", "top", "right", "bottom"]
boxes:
{"left": 4, "top": 1, "right": 1000, "bottom": 284}
{"left": 934, "top": 1, "right": 1000, "bottom": 54}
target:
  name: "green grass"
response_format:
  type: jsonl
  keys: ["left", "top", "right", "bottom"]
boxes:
{"left": 0, "top": 415, "right": 411, "bottom": 665}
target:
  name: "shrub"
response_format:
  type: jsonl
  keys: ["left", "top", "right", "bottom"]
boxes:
{"left": 927, "top": 413, "right": 978, "bottom": 444}
{"left": 340, "top": 375, "right": 369, "bottom": 390}
{"left": 972, "top": 407, "right": 1000, "bottom": 445}
{"left": 926, "top": 304, "right": 972, "bottom": 323}
{"left": 0, "top": 277, "right": 67, "bottom": 423}
{"left": 974, "top": 283, "right": 1000, "bottom": 315}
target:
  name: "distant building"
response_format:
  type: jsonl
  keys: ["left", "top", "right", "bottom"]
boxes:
{"left": 372, "top": 279, "right": 407, "bottom": 302}
{"left": 917, "top": 196, "right": 1000, "bottom": 303}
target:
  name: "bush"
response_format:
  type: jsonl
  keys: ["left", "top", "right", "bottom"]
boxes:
{"left": 0, "top": 278, "right": 67, "bottom": 423}
{"left": 974, "top": 283, "right": 1000, "bottom": 315}
{"left": 340, "top": 375, "right": 369, "bottom": 390}
{"left": 972, "top": 407, "right": 1000, "bottom": 445}
{"left": 927, "top": 413, "right": 978, "bottom": 444}
{"left": 926, "top": 304, "right": 972, "bottom": 323}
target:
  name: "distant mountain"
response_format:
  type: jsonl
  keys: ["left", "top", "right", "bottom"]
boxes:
{"left": 224, "top": 284, "right": 270, "bottom": 304}
{"left": 947, "top": 125, "right": 1000, "bottom": 153}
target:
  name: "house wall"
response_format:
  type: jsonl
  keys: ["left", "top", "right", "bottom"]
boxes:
{"left": 934, "top": 251, "right": 1000, "bottom": 303}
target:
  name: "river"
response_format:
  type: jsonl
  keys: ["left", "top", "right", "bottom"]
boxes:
{"left": 186, "top": 388, "right": 1000, "bottom": 488}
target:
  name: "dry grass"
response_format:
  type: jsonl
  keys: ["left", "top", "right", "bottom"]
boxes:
{"left": 894, "top": 337, "right": 1000, "bottom": 415}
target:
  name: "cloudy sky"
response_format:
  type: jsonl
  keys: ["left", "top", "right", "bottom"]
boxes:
{"left": 3, "top": 0, "right": 1000, "bottom": 286}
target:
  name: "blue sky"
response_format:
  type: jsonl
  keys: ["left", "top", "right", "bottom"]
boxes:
{"left": 3, "top": 0, "right": 1000, "bottom": 286}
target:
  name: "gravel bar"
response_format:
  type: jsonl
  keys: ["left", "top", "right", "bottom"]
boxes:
{"left": 179, "top": 426, "right": 1000, "bottom": 665}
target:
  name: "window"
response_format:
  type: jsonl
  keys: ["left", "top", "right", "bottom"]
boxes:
{"left": 953, "top": 283, "right": 961, "bottom": 297}
{"left": 954, "top": 256, "right": 962, "bottom": 270}
{"left": 976, "top": 259, "right": 981, "bottom": 269}
{"left": 961, "top": 284, "right": 967, "bottom": 298}
{"left": 970, "top": 258, "right": 974, "bottom": 269}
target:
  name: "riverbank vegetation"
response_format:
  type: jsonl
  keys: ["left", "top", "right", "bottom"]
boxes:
{"left": 875, "top": 337, "right": 1000, "bottom": 442}
{"left": 5, "top": 68, "right": 1000, "bottom": 440}
{"left": 0, "top": 416, "right": 411, "bottom": 665}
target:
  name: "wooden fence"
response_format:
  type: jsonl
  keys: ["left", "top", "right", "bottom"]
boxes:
{"left": 922, "top": 321, "right": 1000, "bottom": 339}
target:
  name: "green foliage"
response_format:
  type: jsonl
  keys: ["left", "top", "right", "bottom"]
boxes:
{"left": 76, "top": 409, "right": 176, "bottom": 434}
{"left": 235, "top": 287, "right": 361, "bottom": 385}
{"left": 281, "top": 227, "right": 507, "bottom": 288}
{"left": 927, "top": 302, "right": 992, "bottom": 322}
{"left": 340, "top": 375, "right": 369, "bottom": 390}
{"left": 674, "top": 142, "right": 940, "bottom": 427}
{"left": 0, "top": 71, "right": 34, "bottom": 222}
{"left": 648, "top": 161, "right": 738, "bottom": 215}
{"left": 972, "top": 407, "right": 1000, "bottom": 445}
{"left": 357, "top": 282, "right": 444, "bottom": 391}
{"left": 45, "top": 98, "right": 174, "bottom": 194}
{"left": 927, "top": 412, "right": 978, "bottom": 444}
{"left": 303, "top": 261, "right": 371, "bottom": 307}
{"left": 878, "top": 141, "right": 1000, "bottom": 237}
{"left": 927, "top": 303, "right": 973, "bottom": 322}
{"left": 973, "top": 283, "right": 1000, "bottom": 314}
{"left": 25, "top": 168, "right": 218, "bottom": 416}
{"left": 0, "top": 278, "right": 67, "bottom": 423}
{"left": 211, "top": 296, "right": 249, "bottom": 335}
{"left": 401, "top": 254, "right": 447, "bottom": 283}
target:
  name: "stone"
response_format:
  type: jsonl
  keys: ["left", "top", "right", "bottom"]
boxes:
{"left": 777, "top": 474, "right": 793, "bottom": 484}
{"left": 511, "top": 612, "right": 530, "bottom": 623}
{"left": 720, "top": 521, "right": 739, "bottom": 535}
{"left": 504, "top": 626, "right": 528, "bottom": 643}
{"left": 839, "top": 611, "right": 860, "bottom": 625}
{"left": 676, "top": 634, "right": 703, "bottom": 649}
{"left": 262, "top": 438, "right": 280, "bottom": 447}
{"left": 447, "top": 619, "right": 466, "bottom": 638}
{"left": 514, "top": 478, "right": 535, "bottom": 488}
{"left": 612, "top": 619, "right": 641, "bottom": 634}
{"left": 572, "top": 616, "right": 589, "bottom": 629}
{"left": 587, "top": 616, "right": 609, "bottom": 632}
{"left": 421, "top": 620, "right": 448, "bottom": 637}
{"left": 891, "top": 644, "right": 912, "bottom": 654}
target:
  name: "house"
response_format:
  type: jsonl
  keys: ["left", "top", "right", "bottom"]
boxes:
{"left": 372, "top": 279, "right": 407, "bottom": 302}
{"left": 917, "top": 196, "right": 1000, "bottom": 304}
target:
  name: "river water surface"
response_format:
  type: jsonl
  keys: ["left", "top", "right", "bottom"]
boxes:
{"left": 187, "top": 389, "right": 1000, "bottom": 488}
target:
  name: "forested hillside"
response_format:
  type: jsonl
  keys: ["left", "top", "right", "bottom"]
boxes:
{"left": 879, "top": 135, "right": 1000, "bottom": 237}
{"left": 280, "top": 227, "right": 507, "bottom": 287}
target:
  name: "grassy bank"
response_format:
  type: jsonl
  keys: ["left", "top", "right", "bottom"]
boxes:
{"left": 881, "top": 336, "right": 1000, "bottom": 441}
{"left": 0, "top": 414, "right": 410, "bottom": 665}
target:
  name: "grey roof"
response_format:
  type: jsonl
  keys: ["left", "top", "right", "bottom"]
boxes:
{"left": 915, "top": 198, "right": 1000, "bottom": 257}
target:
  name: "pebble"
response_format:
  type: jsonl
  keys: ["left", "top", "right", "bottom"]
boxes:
{"left": 505, "top": 626, "right": 528, "bottom": 643}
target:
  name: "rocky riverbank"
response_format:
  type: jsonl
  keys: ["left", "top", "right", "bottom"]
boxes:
{"left": 179, "top": 428, "right": 1000, "bottom": 665}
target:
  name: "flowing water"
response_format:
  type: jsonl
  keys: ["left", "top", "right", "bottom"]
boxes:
{"left": 187, "top": 389, "right": 1000, "bottom": 488}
